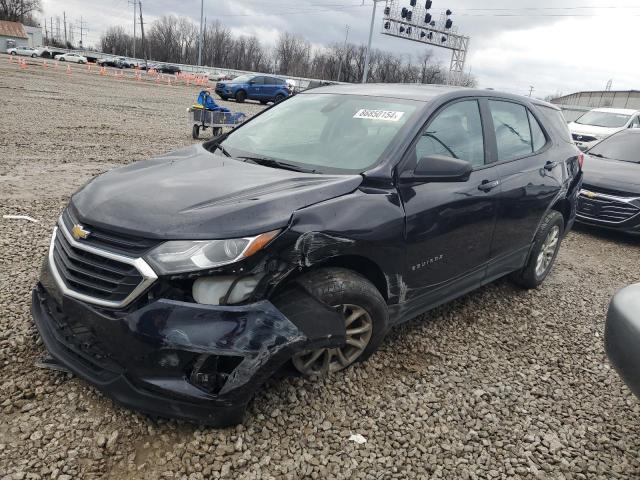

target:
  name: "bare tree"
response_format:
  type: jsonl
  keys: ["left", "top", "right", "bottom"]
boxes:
{"left": 101, "top": 26, "right": 132, "bottom": 56}
{"left": 0, "top": 0, "right": 41, "bottom": 26}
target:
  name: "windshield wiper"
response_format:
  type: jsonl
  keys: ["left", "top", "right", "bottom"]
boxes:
{"left": 238, "top": 156, "right": 317, "bottom": 173}
{"left": 213, "top": 143, "right": 231, "bottom": 157}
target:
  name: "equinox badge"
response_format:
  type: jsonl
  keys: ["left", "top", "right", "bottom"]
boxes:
{"left": 71, "top": 224, "right": 91, "bottom": 240}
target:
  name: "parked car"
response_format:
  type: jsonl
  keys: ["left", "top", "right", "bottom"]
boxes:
{"left": 54, "top": 52, "right": 87, "bottom": 64}
{"left": 215, "top": 74, "right": 291, "bottom": 104}
{"left": 157, "top": 64, "right": 181, "bottom": 74}
{"left": 97, "top": 57, "right": 125, "bottom": 68}
{"left": 7, "top": 45, "right": 40, "bottom": 57}
{"left": 605, "top": 284, "right": 640, "bottom": 398}
{"left": 569, "top": 108, "right": 640, "bottom": 151}
{"left": 31, "top": 85, "right": 582, "bottom": 426}
{"left": 577, "top": 129, "right": 640, "bottom": 235}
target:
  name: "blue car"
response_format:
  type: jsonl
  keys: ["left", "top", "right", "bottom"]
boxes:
{"left": 215, "top": 74, "right": 291, "bottom": 104}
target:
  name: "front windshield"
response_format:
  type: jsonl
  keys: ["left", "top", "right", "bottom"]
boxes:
{"left": 220, "top": 93, "right": 421, "bottom": 174}
{"left": 588, "top": 133, "right": 640, "bottom": 163}
{"left": 576, "top": 111, "right": 631, "bottom": 128}
{"left": 230, "top": 74, "right": 253, "bottom": 84}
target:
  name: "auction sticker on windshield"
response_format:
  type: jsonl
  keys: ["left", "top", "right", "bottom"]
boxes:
{"left": 353, "top": 109, "right": 405, "bottom": 121}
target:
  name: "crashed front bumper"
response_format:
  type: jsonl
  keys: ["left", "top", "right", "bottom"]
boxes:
{"left": 32, "top": 261, "right": 345, "bottom": 426}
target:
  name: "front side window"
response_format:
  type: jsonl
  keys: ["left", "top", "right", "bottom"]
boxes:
{"left": 230, "top": 74, "right": 253, "bottom": 84}
{"left": 414, "top": 100, "right": 485, "bottom": 167}
{"left": 489, "top": 100, "right": 533, "bottom": 161}
{"left": 220, "top": 93, "right": 420, "bottom": 174}
{"left": 250, "top": 76, "right": 265, "bottom": 85}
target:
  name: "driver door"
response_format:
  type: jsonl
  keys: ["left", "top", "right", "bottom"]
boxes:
{"left": 398, "top": 98, "right": 501, "bottom": 304}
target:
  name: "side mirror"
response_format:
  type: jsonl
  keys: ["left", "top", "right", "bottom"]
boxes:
{"left": 401, "top": 155, "right": 472, "bottom": 183}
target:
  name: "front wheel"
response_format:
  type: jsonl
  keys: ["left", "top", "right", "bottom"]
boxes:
{"left": 31, "top": 53, "right": 37, "bottom": 58}
{"left": 510, "top": 210, "right": 564, "bottom": 289}
{"left": 10, "top": 52, "right": 16, "bottom": 56}
{"left": 235, "top": 90, "right": 246, "bottom": 103}
{"left": 59, "top": 57, "right": 65, "bottom": 62}
{"left": 275, "top": 268, "right": 388, "bottom": 376}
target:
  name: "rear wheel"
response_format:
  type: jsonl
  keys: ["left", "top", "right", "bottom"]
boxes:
{"left": 192, "top": 124, "right": 200, "bottom": 139}
{"left": 510, "top": 210, "right": 564, "bottom": 289}
{"left": 235, "top": 90, "right": 246, "bottom": 103}
{"left": 281, "top": 268, "right": 388, "bottom": 376}
{"left": 10, "top": 51, "right": 16, "bottom": 56}
{"left": 31, "top": 53, "right": 37, "bottom": 58}
{"left": 274, "top": 93, "right": 286, "bottom": 103}
{"left": 59, "top": 57, "right": 65, "bottom": 62}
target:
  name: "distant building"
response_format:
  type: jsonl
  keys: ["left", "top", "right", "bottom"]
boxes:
{"left": 0, "top": 20, "right": 28, "bottom": 51}
{"left": 552, "top": 91, "right": 640, "bottom": 110}
{"left": 24, "top": 25, "right": 43, "bottom": 48}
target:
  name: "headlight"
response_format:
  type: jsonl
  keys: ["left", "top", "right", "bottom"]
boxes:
{"left": 145, "top": 230, "right": 280, "bottom": 275}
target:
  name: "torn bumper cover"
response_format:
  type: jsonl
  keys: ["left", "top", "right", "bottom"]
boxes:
{"left": 31, "top": 266, "right": 345, "bottom": 426}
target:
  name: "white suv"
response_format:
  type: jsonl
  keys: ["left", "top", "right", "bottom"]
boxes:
{"left": 569, "top": 107, "right": 640, "bottom": 151}
{"left": 7, "top": 45, "right": 40, "bottom": 57}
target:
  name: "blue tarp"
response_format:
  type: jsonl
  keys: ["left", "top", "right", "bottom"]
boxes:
{"left": 197, "top": 91, "right": 230, "bottom": 112}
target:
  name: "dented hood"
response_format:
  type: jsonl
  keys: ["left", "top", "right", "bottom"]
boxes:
{"left": 582, "top": 155, "right": 640, "bottom": 196}
{"left": 71, "top": 144, "right": 363, "bottom": 239}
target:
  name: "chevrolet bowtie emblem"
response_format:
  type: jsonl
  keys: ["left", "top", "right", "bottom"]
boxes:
{"left": 583, "top": 190, "right": 597, "bottom": 199}
{"left": 71, "top": 224, "right": 91, "bottom": 240}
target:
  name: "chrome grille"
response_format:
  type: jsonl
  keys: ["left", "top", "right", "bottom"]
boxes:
{"left": 49, "top": 219, "right": 158, "bottom": 308}
{"left": 577, "top": 191, "right": 640, "bottom": 224}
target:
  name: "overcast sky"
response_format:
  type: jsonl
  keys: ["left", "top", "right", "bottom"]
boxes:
{"left": 41, "top": 0, "right": 640, "bottom": 98}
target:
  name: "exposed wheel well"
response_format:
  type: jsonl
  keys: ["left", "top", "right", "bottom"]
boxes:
{"left": 273, "top": 255, "right": 389, "bottom": 302}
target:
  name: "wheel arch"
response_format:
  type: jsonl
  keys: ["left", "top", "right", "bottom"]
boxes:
{"left": 550, "top": 196, "right": 572, "bottom": 229}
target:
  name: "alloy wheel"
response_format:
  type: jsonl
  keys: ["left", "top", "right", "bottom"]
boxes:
{"left": 535, "top": 225, "right": 560, "bottom": 277}
{"left": 292, "top": 304, "right": 373, "bottom": 376}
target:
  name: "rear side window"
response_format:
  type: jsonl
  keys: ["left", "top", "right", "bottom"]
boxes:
{"left": 529, "top": 111, "right": 547, "bottom": 151}
{"left": 489, "top": 100, "right": 533, "bottom": 161}
{"left": 537, "top": 106, "right": 573, "bottom": 143}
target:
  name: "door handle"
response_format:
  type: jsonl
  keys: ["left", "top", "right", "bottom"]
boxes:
{"left": 544, "top": 161, "right": 557, "bottom": 171}
{"left": 478, "top": 179, "right": 500, "bottom": 192}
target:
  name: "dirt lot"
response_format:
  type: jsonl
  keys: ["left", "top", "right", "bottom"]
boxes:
{"left": 1, "top": 54, "right": 640, "bottom": 480}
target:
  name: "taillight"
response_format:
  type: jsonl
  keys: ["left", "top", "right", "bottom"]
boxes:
{"left": 577, "top": 152, "right": 584, "bottom": 169}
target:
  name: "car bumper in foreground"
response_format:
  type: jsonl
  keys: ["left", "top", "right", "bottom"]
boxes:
{"left": 32, "top": 261, "right": 345, "bottom": 426}
{"left": 605, "top": 284, "right": 640, "bottom": 398}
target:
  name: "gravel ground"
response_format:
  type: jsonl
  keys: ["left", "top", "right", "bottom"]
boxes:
{"left": 1, "top": 54, "right": 640, "bottom": 479}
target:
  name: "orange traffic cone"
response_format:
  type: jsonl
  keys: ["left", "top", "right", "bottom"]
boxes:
{"left": 166, "top": 75, "right": 171, "bottom": 86}
{"left": 19, "top": 58, "right": 27, "bottom": 69}
{"left": 66, "top": 64, "right": 71, "bottom": 75}
{"left": 42, "top": 59, "right": 48, "bottom": 69}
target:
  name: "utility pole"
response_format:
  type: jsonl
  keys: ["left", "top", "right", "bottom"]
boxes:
{"left": 44, "top": 19, "right": 48, "bottom": 44}
{"left": 50, "top": 18, "right": 53, "bottom": 43}
{"left": 198, "top": 0, "right": 204, "bottom": 66}
{"left": 78, "top": 16, "right": 87, "bottom": 49}
{"left": 129, "top": 0, "right": 137, "bottom": 58}
{"left": 528, "top": 86, "right": 534, "bottom": 97}
{"left": 363, "top": 0, "right": 383, "bottom": 83}
{"left": 63, "top": 12, "right": 68, "bottom": 47}
{"left": 139, "top": 1, "right": 147, "bottom": 69}
{"left": 337, "top": 24, "right": 350, "bottom": 82}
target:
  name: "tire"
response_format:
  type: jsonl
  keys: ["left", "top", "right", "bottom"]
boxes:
{"left": 10, "top": 52, "right": 16, "bottom": 56}
{"left": 275, "top": 267, "right": 388, "bottom": 376}
{"left": 235, "top": 90, "right": 246, "bottom": 103}
{"left": 192, "top": 124, "right": 200, "bottom": 140}
{"left": 31, "top": 53, "right": 37, "bottom": 58}
{"left": 59, "top": 57, "right": 65, "bottom": 62}
{"left": 259, "top": 100, "right": 268, "bottom": 105}
{"left": 212, "top": 127, "right": 222, "bottom": 137}
{"left": 274, "top": 93, "right": 286, "bottom": 103}
{"left": 510, "top": 210, "right": 564, "bottom": 289}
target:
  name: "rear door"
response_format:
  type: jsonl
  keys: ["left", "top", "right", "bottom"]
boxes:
{"left": 264, "top": 77, "right": 279, "bottom": 100}
{"left": 398, "top": 98, "right": 501, "bottom": 303}
{"left": 486, "top": 99, "right": 563, "bottom": 276}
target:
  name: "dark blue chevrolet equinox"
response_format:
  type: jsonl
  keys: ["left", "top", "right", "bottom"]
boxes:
{"left": 32, "top": 84, "right": 583, "bottom": 426}
{"left": 215, "top": 74, "right": 291, "bottom": 104}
